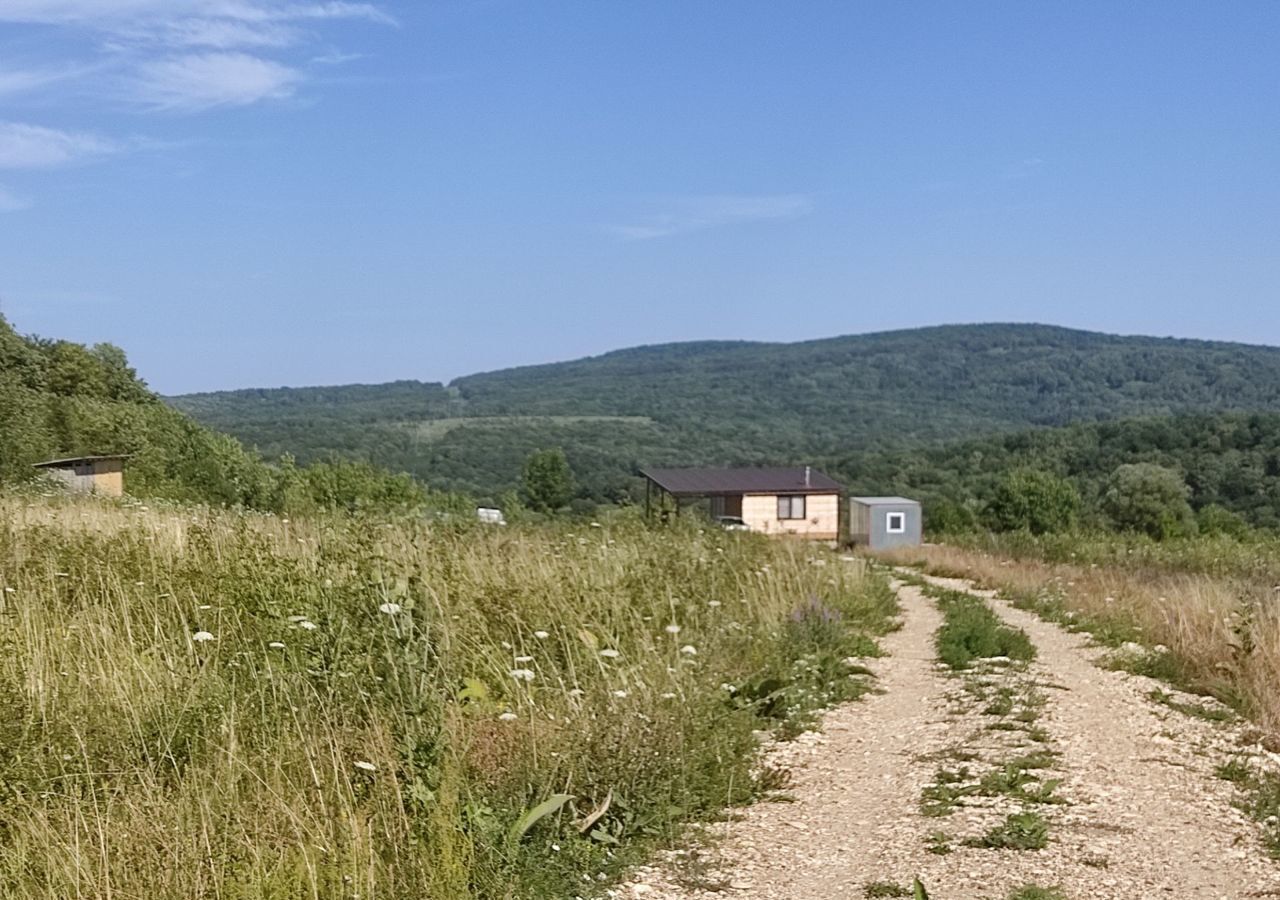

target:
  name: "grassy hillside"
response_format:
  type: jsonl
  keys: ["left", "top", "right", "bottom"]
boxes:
{"left": 170, "top": 323, "right": 1280, "bottom": 499}
{"left": 0, "top": 498, "right": 893, "bottom": 898}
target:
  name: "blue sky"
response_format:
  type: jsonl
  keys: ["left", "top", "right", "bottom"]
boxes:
{"left": 1, "top": 1, "right": 1277, "bottom": 394}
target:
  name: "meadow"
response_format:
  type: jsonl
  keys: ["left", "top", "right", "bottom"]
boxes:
{"left": 0, "top": 497, "right": 895, "bottom": 899}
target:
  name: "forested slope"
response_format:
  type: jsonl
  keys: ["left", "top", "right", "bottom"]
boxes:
{"left": 170, "top": 324, "right": 1280, "bottom": 499}
{"left": 0, "top": 316, "right": 426, "bottom": 511}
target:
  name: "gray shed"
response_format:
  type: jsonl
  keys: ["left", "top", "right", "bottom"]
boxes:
{"left": 849, "top": 496, "right": 922, "bottom": 550}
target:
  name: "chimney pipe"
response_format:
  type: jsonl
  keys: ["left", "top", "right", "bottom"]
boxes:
{"left": 805, "top": 465, "right": 811, "bottom": 487}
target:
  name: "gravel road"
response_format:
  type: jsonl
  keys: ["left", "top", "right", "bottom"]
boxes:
{"left": 618, "top": 574, "right": 1280, "bottom": 900}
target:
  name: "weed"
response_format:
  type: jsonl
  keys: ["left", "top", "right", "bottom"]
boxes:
{"left": 1215, "top": 757, "right": 1252, "bottom": 785}
{"left": 1148, "top": 689, "right": 1236, "bottom": 723}
{"left": 933, "top": 590, "right": 1035, "bottom": 670}
{"left": 864, "top": 881, "right": 912, "bottom": 898}
{"left": 924, "top": 831, "right": 952, "bottom": 855}
{"left": 965, "top": 812, "right": 1050, "bottom": 850}
{"left": 1007, "top": 886, "right": 1066, "bottom": 900}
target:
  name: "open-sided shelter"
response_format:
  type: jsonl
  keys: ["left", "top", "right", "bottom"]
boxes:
{"left": 32, "top": 455, "right": 127, "bottom": 498}
{"left": 641, "top": 466, "right": 843, "bottom": 540}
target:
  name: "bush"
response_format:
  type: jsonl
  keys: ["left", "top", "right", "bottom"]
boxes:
{"left": 1102, "top": 463, "right": 1196, "bottom": 540}
{"left": 983, "top": 469, "right": 1079, "bottom": 535}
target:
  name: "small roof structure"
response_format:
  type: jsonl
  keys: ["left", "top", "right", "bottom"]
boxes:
{"left": 33, "top": 455, "right": 128, "bottom": 469}
{"left": 642, "top": 466, "right": 843, "bottom": 497}
{"left": 850, "top": 496, "right": 919, "bottom": 505}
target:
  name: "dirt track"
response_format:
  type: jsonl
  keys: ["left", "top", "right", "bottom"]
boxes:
{"left": 620, "top": 574, "right": 1280, "bottom": 899}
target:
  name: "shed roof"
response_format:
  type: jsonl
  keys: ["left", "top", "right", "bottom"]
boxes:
{"left": 642, "top": 466, "right": 843, "bottom": 496}
{"left": 33, "top": 455, "right": 128, "bottom": 469}
{"left": 850, "top": 496, "right": 920, "bottom": 506}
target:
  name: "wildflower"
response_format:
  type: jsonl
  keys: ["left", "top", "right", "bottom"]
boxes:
{"left": 599, "top": 649, "right": 620, "bottom": 659}
{"left": 680, "top": 645, "right": 697, "bottom": 656}
{"left": 3, "top": 587, "right": 14, "bottom": 593}
{"left": 661, "top": 692, "right": 677, "bottom": 699}
{"left": 498, "top": 711, "right": 518, "bottom": 721}
{"left": 378, "top": 602, "right": 402, "bottom": 615}
{"left": 590, "top": 521, "right": 602, "bottom": 528}
{"left": 612, "top": 690, "right": 629, "bottom": 699}
{"left": 353, "top": 760, "right": 377, "bottom": 773}
{"left": 192, "top": 631, "right": 215, "bottom": 643}
{"left": 510, "top": 668, "right": 535, "bottom": 682}
{"left": 268, "top": 641, "right": 286, "bottom": 650}
{"left": 299, "top": 620, "right": 318, "bottom": 631}
{"left": 708, "top": 600, "right": 721, "bottom": 607}
{"left": 720, "top": 683, "right": 736, "bottom": 693}
{"left": 551, "top": 843, "right": 561, "bottom": 852}
{"left": 514, "top": 655, "right": 534, "bottom": 663}
{"left": 665, "top": 624, "right": 681, "bottom": 635}
{"left": 533, "top": 630, "right": 550, "bottom": 639}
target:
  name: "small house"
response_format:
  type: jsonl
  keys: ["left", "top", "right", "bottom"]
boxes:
{"left": 32, "top": 455, "right": 127, "bottom": 498}
{"left": 849, "top": 496, "right": 921, "bottom": 550}
{"left": 641, "top": 466, "right": 843, "bottom": 540}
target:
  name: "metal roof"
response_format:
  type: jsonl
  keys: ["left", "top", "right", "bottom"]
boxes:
{"left": 641, "top": 466, "right": 843, "bottom": 496}
{"left": 850, "top": 496, "right": 920, "bottom": 506}
{"left": 33, "top": 455, "right": 128, "bottom": 469}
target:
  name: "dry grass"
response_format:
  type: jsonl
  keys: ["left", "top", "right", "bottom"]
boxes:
{"left": 881, "top": 542, "right": 1279, "bottom": 738}
{"left": 0, "top": 495, "right": 895, "bottom": 898}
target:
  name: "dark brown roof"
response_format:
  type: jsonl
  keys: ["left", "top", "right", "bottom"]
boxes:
{"left": 641, "top": 466, "right": 843, "bottom": 496}
{"left": 33, "top": 455, "right": 128, "bottom": 469}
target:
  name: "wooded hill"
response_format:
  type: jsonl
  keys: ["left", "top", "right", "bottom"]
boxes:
{"left": 0, "top": 316, "right": 428, "bottom": 512}
{"left": 170, "top": 324, "right": 1280, "bottom": 503}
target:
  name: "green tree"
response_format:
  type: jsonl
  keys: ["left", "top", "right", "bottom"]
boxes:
{"left": 1102, "top": 463, "right": 1196, "bottom": 540}
{"left": 983, "top": 469, "right": 1080, "bottom": 535}
{"left": 520, "top": 448, "right": 574, "bottom": 513}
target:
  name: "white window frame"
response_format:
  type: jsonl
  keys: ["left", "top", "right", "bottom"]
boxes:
{"left": 886, "top": 512, "right": 906, "bottom": 534}
{"left": 777, "top": 495, "right": 806, "bottom": 520}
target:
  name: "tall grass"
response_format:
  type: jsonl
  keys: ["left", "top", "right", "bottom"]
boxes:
{"left": 883, "top": 539, "right": 1280, "bottom": 737}
{"left": 0, "top": 497, "right": 895, "bottom": 898}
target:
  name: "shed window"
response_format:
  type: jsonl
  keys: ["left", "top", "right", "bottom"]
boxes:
{"left": 777, "top": 495, "right": 806, "bottom": 520}
{"left": 886, "top": 512, "right": 906, "bottom": 534}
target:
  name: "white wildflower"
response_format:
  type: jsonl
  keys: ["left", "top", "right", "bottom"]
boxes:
{"left": 268, "top": 641, "right": 286, "bottom": 650}
{"left": 720, "top": 683, "right": 736, "bottom": 693}
{"left": 510, "top": 668, "right": 535, "bottom": 682}
{"left": 533, "top": 630, "right": 550, "bottom": 639}
{"left": 3, "top": 587, "right": 14, "bottom": 593}
{"left": 599, "top": 648, "right": 621, "bottom": 659}
{"left": 353, "top": 760, "right": 377, "bottom": 773}
{"left": 590, "top": 521, "right": 602, "bottom": 528}
{"left": 192, "top": 631, "right": 215, "bottom": 643}
{"left": 708, "top": 600, "right": 721, "bottom": 607}
{"left": 379, "top": 602, "right": 402, "bottom": 615}
{"left": 665, "top": 624, "right": 681, "bottom": 635}
{"left": 661, "top": 692, "right": 677, "bottom": 699}
{"left": 680, "top": 645, "right": 697, "bottom": 656}
{"left": 498, "top": 711, "right": 518, "bottom": 721}
{"left": 299, "top": 620, "right": 318, "bottom": 631}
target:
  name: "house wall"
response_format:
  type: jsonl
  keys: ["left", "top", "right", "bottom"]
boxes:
{"left": 741, "top": 492, "right": 839, "bottom": 540}
{"left": 850, "top": 502, "right": 922, "bottom": 549}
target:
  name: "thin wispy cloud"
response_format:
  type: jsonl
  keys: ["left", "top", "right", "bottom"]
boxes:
{"left": 608, "top": 194, "right": 813, "bottom": 240}
{"left": 0, "top": 122, "right": 121, "bottom": 169}
{"left": 132, "top": 52, "right": 302, "bottom": 110}
{"left": 0, "top": 1, "right": 392, "bottom": 110}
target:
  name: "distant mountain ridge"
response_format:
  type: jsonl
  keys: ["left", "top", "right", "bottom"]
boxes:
{"left": 168, "top": 323, "right": 1280, "bottom": 499}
